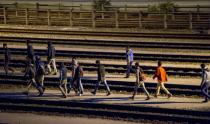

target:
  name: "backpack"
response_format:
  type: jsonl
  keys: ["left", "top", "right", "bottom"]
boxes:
{"left": 139, "top": 67, "right": 146, "bottom": 81}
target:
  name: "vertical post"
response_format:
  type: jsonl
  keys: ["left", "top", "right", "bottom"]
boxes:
{"left": 69, "top": 9, "right": 73, "bottom": 27}
{"left": 92, "top": 10, "right": 96, "bottom": 28}
{"left": 79, "top": 4, "right": 82, "bottom": 18}
{"left": 15, "top": 2, "right": 18, "bottom": 17}
{"left": 164, "top": 13, "right": 167, "bottom": 29}
{"left": 101, "top": 4, "right": 104, "bottom": 19}
{"left": 36, "top": 2, "right": 39, "bottom": 17}
{"left": 196, "top": 5, "right": 200, "bottom": 12}
{"left": 124, "top": 4, "right": 127, "bottom": 19}
{"left": 25, "top": 8, "right": 29, "bottom": 25}
{"left": 189, "top": 13, "right": 193, "bottom": 30}
{"left": 47, "top": 9, "right": 51, "bottom": 26}
{"left": 115, "top": 10, "right": 119, "bottom": 28}
{"left": 139, "top": 11, "right": 142, "bottom": 28}
{"left": 3, "top": 7, "right": 7, "bottom": 24}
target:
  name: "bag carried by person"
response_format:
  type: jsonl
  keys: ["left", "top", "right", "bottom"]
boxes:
{"left": 139, "top": 67, "right": 146, "bottom": 81}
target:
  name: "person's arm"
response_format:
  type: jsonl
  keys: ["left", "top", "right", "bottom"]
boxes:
{"left": 153, "top": 68, "right": 159, "bottom": 80}
{"left": 200, "top": 71, "right": 206, "bottom": 87}
{"left": 136, "top": 68, "right": 140, "bottom": 83}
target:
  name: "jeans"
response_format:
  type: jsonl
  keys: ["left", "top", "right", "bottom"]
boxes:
{"left": 126, "top": 61, "right": 133, "bottom": 77}
{"left": 133, "top": 81, "right": 150, "bottom": 98}
{"left": 201, "top": 82, "right": 210, "bottom": 101}
{"left": 93, "top": 79, "right": 110, "bottom": 94}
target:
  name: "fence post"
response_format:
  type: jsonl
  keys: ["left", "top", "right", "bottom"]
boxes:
{"left": 3, "top": 7, "right": 7, "bottom": 24}
{"left": 47, "top": 9, "right": 51, "bottom": 26}
{"left": 101, "top": 4, "right": 104, "bottom": 19}
{"left": 15, "top": 2, "right": 18, "bottom": 17}
{"left": 36, "top": 2, "right": 39, "bottom": 17}
{"left": 79, "top": 4, "right": 82, "bottom": 18}
{"left": 92, "top": 10, "right": 96, "bottom": 28}
{"left": 164, "top": 13, "right": 167, "bottom": 29}
{"left": 115, "top": 10, "right": 119, "bottom": 28}
{"left": 69, "top": 9, "right": 73, "bottom": 27}
{"left": 25, "top": 8, "right": 29, "bottom": 25}
{"left": 189, "top": 13, "right": 193, "bottom": 30}
{"left": 139, "top": 11, "right": 142, "bottom": 28}
{"left": 196, "top": 5, "right": 200, "bottom": 12}
{"left": 124, "top": 4, "right": 127, "bottom": 19}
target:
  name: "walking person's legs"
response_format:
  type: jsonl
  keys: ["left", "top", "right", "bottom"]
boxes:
{"left": 47, "top": 59, "right": 53, "bottom": 74}
{"left": 131, "top": 84, "right": 139, "bottom": 100}
{"left": 155, "top": 83, "right": 161, "bottom": 98}
{"left": 160, "top": 83, "right": 172, "bottom": 98}
{"left": 91, "top": 81, "right": 101, "bottom": 95}
{"left": 52, "top": 59, "right": 57, "bottom": 74}
{"left": 78, "top": 78, "right": 84, "bottom": 95}
{"left": 140, "top": 82, "right": 150, "bottom": 100}
{"left": 104, "top": 80, "right": 111, "bottom": 96}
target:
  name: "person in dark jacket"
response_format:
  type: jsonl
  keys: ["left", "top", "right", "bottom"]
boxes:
{"left": 3, "top": 43, "right": 14, "bottom": 76}
{"left": 46, "top": 41, "right": 57, "bottom": 75}
{"left": 23, "top": 41, "right": 35, "bottom": 73}
{"left": 23, "top": 57, "right": 43, "bottom": 96}
{"left": 58, "top": 62, "right": 68, "bottom": 98}
{"left": 91, "top": 60, "right": 111, "bottom": 96}
{"left": 200, "top": 63, "right": 210, "bottom": 102}
{"left": 35, "top": 55, "right": 45, "bottom": 96}
{"left": 68, "top": 62, "right": 84, "bottom": 96}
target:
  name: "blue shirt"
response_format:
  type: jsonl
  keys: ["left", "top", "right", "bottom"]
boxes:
{"left": 126, "top": 49, "right": 134, "bottom": 62}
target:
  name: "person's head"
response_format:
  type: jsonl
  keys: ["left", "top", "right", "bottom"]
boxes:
{"left": 135, "top": 62, "right": 139, "bottom": 67}
{"left": 60, "top": 62, "right": 64, "bottom": 68}
{"left": 126, "top": 46, "right": 129, "bottom": 51}
{"left": 26, "top": 40, "right": 30, "bottom": 46}
{"left": 158, "top": 61, "right": 162, "bottom": 66}
{"left": 96, "top": 60, "right": 100, "bottom": 65}
{"left": 201, "top": 63, "right": 206, "bottom": 69}
{"left": 48, "top": 41, "right": 52, "bottom": 47}
{"left": 3, "top": 43, "right": 7, "bottom": 49}
{"left": 35, "top": 55, "right": 41, "bottom": 61}
{"left": 72, "top": 57, "right": 76, "bottom": 60}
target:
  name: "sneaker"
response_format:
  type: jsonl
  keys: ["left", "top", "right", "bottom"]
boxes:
{"left": 67, "top": 88, "right": 71, "bottom": 94}
{"left": 106, "top": 92, "right": 111, "bottom": 96}
{"left": 91, "top": 91, "right": 96, "bottom": 96}
{"left": 167, "top": 94, "right": 172, "bottom": 99}
{"left": 145, "top": 97, "right": 151, "bottom": 100}
{"left": 154, "top": 95, "right": 158, "bottom": 98}
{"left": 129, "top": 96, "right": 134, "bottom": 100}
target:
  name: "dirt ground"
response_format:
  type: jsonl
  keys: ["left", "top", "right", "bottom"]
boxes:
{"left": 0, "top": 112, "right": 140, "bottom": 124}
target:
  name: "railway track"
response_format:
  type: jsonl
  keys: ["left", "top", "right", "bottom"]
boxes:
{"left": 1, "top": 36, "right": 210, "bottom": 50}
{"left": 0, "top": 73, "right": 203, "bottom": 96}
{"left": 0, "top": 28, "right": 210, "bottom": 39}
{"left": 0, "top": 47, "right": 209, "bottom": 63}
{"left": 0, "top": 97, "right": 209, "bottom": 123}
{"left": 0, "top": 59, "right": 201, "bottom": 76}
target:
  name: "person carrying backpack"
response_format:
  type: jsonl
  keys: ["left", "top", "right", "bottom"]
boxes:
{"left": 46, "top": 41, "right": 57, "bottom": 75}
{"left": 200, "top": 63, "right": 210, "bottom": 102}
{"left": 91, "top": 60, "right": 111, "bottom": 96}
{"left": 153, "top": 61, "right": 172, "bottom": 98}
{"left": 130, "top": 62, "right": 150, "bottom": 100}
{"left": 3, "top": 43, "right": 15, "bottom": 76}
{"left": 23, "top": 57, "right": 43, "bottom": 96}
{"left": 58, "top": 62, "right": 68, "bottom": 98}
{"left": 68, "top": 62, "right": 84, "bottom": 96}
{"left": 35, "top": 56, "right": 45, "bottom": 96}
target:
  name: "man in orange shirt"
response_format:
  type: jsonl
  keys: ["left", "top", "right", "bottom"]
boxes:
{"left": 153, "top": 61, "right": 172, "bottom": 98}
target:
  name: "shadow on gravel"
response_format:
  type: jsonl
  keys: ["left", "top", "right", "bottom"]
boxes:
{"left": 127, "top": 101, "right": 202, "bottom": 105}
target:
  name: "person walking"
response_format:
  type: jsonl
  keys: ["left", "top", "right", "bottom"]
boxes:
{"left": 58, "top": 62, "right": 68, "bottom": 98}
{"left": 153, "top": 61, "right": 172, "bottom": 98}
{"left": 46, "top": 41, "right": 57, "bottom": 75}
{"left": 130, "top": 62, "right": 150, "bottom": 100}
{"left": 125, "top": 46, "right": 134, "bottom": 78}
{"left": 91, "top": 60, "right": 111, "bottom": 96}
{"left": 23, "top": 57, "right": 43, "bottom": 96}
{"left": 200, "top": 63, "right": 210, "bottom": 102}
{"left": 23, "top": 41, "right": 35, "bottom": 73}
{"left": 3, "top": 43, "right": 15, "bottom": 76}
{"left": 68, "top": 62, "right": 84, "bottom": 96}
{"left": 35, "top": 56, "right": 45, "bottom": 96}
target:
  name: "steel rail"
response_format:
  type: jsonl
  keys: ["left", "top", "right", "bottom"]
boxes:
{"left": 0, "top": 28, "right": 210, "bottom": 39}
{"left": 1, "top": 36, "right": 210, "bottom": 50}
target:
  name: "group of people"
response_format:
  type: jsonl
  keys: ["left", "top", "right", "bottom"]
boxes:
{"left": 2, "top": 42, "right": 210, "bottom": 102}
